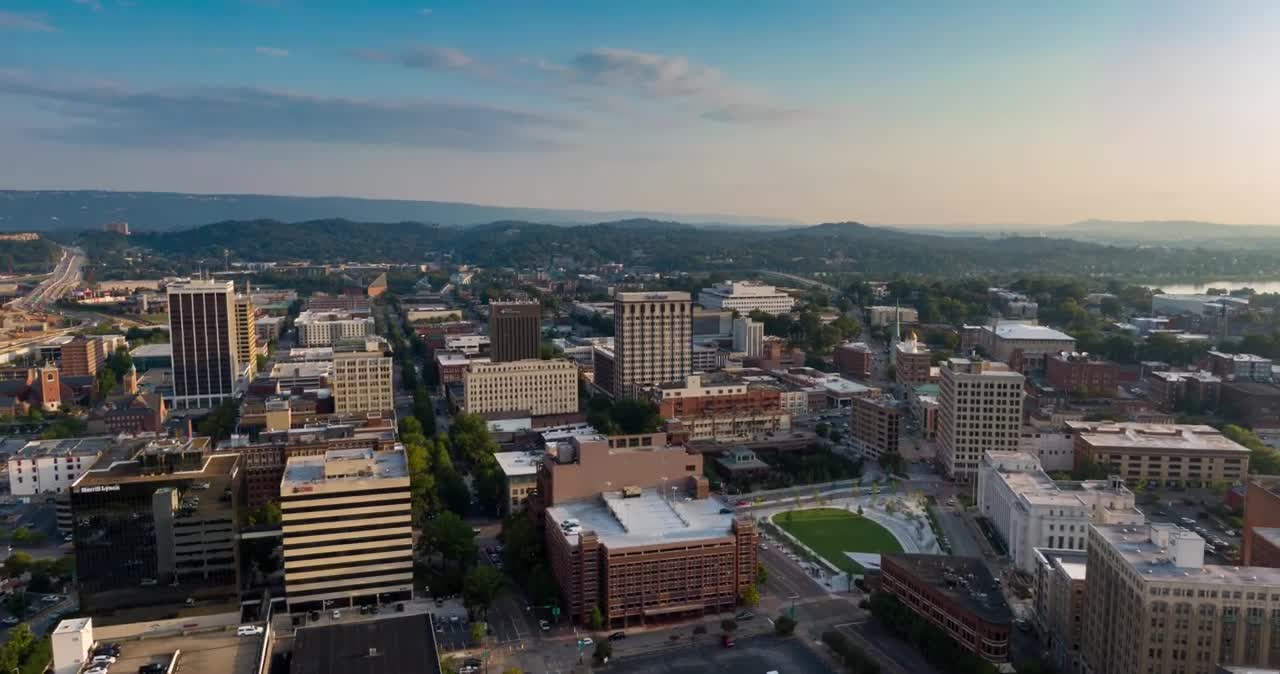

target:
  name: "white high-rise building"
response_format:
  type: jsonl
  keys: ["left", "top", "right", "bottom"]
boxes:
{"left": 167, "top": 279, "right": 241, "bottom": 409}
{"left": 295, "top": 310, "right": 375, "bottom": 347}
{"left": 732, "top": 317, "right": 764, "bottom": 357}
{"left": 938, "top": 358, "right": 1024, "bottom": 481}
{"left": 698, "top": 281, "right": 795, "bottom": 315}
{"left": 613, "top": 292, "right": 692, "bottom": 399}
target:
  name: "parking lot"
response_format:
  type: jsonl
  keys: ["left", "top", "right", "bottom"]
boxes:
{"left": 98, "top": 629, "right": 259, "bottom": 674}
{"left": 1143, "top": 487, "right": 1243, "bottom": 562}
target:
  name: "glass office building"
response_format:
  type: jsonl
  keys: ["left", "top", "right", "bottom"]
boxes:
{"left": 70, "top": 437, "right": 242, "bottom": 622}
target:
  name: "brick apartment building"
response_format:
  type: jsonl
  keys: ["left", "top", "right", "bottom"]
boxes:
{"left": 59, "top": 336, "right": 102, "bottom": 377}
{"left": 850, "top": 395, "right": 900, "bottom": 460}
{"left": 1069, "top": 421, "right": 1251, "bottom": 485}
{"left": 834, "top": 342, "right": 873, "bottom": 380}
{"left": 1245, "top": 475, "right": 1280, "bottom": 567}
{"left": 894, "top": 337, "right": 932, "bottom": 387}
{"left": 1045, "top": 353, "right": 1118, "bottom": 395}
{"left": 880, "top": 554, "right": 1012, "bottom": 662}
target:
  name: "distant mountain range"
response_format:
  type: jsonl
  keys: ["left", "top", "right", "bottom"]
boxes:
{"left": 895, "top": 219, "right": 1280, "bottom": 249}
{"left": 78, "top": 217, "right": 1280, "bottom": 280}
{"left": 0, "top": 190, "right": 799, "bottom": 231}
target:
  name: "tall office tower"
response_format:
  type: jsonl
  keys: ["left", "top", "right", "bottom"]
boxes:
{"left": 938, "top": 357, "right": 1024, "bottom": 481}
{"left": 732, "top": 317, "right": 764, "bottom": 357}
{"left": 612, "top": 292, "right": 692, "bottom": 399}
{"left": 489, "top": 301, "right": 542, "bottom": 362}
{"left": 168, "top": 280, "right": 240, "bottom": 409}
{"left": 70, "top": 437, "right": 240, "bottom": 620}
{"left": 59, "top": 336, "right": 102, "bottom": 377}
{"left": 234, "top": 293, "right": 259, "bottom": 376}
{"left": 280, "top": 447, "right": 413, "bottom": 611}
{"left": 1083, "top": 523, "right": 1280, "bottom": 674}
{"left": 331, "top": 337, "right": 394, "bottom": 415}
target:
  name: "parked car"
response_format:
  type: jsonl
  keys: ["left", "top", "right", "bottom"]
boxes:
{"left": 735, "top": 611, "right": 755, "bottom": 620}
{"left": 539, "top": 620, "right": 551, "bottom": 632}
{"left": 138, "top": 663, "right": 167, "bottom": 674}
{"left": 721, "top": 634, "right": 735, "bottom": 648}
{"left": 332, "top": 610, "right": 341, "bottom": 620}
{"left": 236, "top": 625, "right": 263, "bottom": 637}
{"left": 308, "top": 610, "right": 321, "bottom": 622}
{"left": 577, "top": 637, "right": 594, "bottom": 648}
{"left": 1, "top": 617, "right": 19, "bottom": 625}
{"left": 91, "top": 655, "right": 118, "bottom": 665}
{"left": 608, "top": 631, "right": 626, "bottom": 641}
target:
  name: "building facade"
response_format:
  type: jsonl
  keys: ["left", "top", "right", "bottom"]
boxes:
{"left": 234, "top": 294, "right": 259, "bottom": 376}
{"left": 7, "top": 437, "right": 110, "bottom": 497}
{"left": 834, "top": 341, "right": 873, "bottom": 380}
{"left": 1069, "top": 421, "right": 1251, "bottom": 485}
{"left": 1033, "top": 548, "right": 1088, "bottom": 674}
{"left": 70, "top": 438, "right": 240, "bottom": 621}
{"left": 868, "top": 306, "right": 918, "bottom": 328}
{"left": 1208, "top": 351, "right": 1274, "bottom": 383}
{"left": 280, "top": 447, "right": 414, "bottom": 611}
{"left": 1045, "top": 353, "right": 1118, "bottom": 395}
{"left": 463, "top": 358, "right": 579, "bottom": 417}
{"left": 1245, "top": 476, "right": 1280, "bottom": 566}
{"left": 697, "top": 281, "right": 794, "bottom": 315}
{"left": 894, "top": 336, "right": 932, "bottom": 387}
{"left": 295, "top": 310, "right": 376, "bottom": 347}
{"left": 494, "top": 451, "right": 540, "bottom": 514}
{"left": 330, "top": 338, "right": 394, "bottom": 415}
{"left": 974, "top": 322, "right": 1077, "bottom": 372}
{"left": 489, "top": 300, "right": 542, "bottom": 363}
{"left": 59, "top": 336, "right": 102, "bottom": 378}
{"left": 544, "top": 488, "right": 757, "bottom": 627}
{"left": 1083, "top": 523, "right": 1280, "bottom": 674}
{"left": 938, "top": 358, "right": 1025, "bottom": 481}
{"left": 732, "top": 317, "right": 764, "bottom": 358}
{"left": 879, "top": 554, "right": 1012, "bottom": 662}
{"left": 613, "top": 292, "right": 692, "bottom": 399}
{"left": 167, "top": 280, "right": 241, "bottom": 409}
{"left": 850, "top": 395, "right": 900, "bottom": 460}
{"left": 977, "top": 451, "right": 1142, "bottom": 573}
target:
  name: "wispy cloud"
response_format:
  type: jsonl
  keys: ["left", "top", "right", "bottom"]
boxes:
{"left": 419, "top": 8, "right": 433, "bottom": 16}
{"left": 73, "top": 0, "right": 104, "bottom": 11}
{"left": 0, "top": 10, "right": 56, "bottom": 32}
{"left": 255, "top": 46, "right": 290, "bottom": 58}
{"left": 553, "top": 48, "right": 807, "bottom": 125}
{"left": 352, "top": 45, "right": 484, "bottom": 76}
{"left": 0, "top": 69, "right": 578, "bottom": 151}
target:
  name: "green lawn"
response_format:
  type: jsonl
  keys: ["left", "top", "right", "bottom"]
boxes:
{"left": 774, "top": 507, "right": 903, "bottom": 574}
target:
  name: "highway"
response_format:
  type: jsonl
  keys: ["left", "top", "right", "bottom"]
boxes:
{"left": 5, "top": 246, "right": 85, "bottom": 312}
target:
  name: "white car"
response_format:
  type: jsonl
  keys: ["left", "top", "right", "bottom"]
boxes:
{"left": 577, "top": 637, "right": 594, "bottom": 647}
{"left": 236, "top": 625, "right": 263, "bottom": 637}
{"left": 539, "top": 620, "right": 550, "bottom": 632}
{"left": 85, "top": 668, "right": 109, "bottom": 674}
{"left": 42, "top": 595, "right": 62, "bottom": 603}
{"left": 332, "top": 610, "right": 341, "bottom": 620}
{"left": 90, "top": 655, "right": 117, "bottom": 664}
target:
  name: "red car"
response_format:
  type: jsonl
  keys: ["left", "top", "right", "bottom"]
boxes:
{"left": 736, "top": 500, "right": 750, "bottom": 507}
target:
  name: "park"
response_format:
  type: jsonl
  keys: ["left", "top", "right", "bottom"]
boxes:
{"left": 773, "top": 507, "right": 904, "bottom": 574}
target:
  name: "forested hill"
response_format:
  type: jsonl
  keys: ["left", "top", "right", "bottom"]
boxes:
{"left": 119, "top": 218, "right": 1280, "bottom": 278}
{"left": 0, "top": 237, "right": 61, "bottom": 274}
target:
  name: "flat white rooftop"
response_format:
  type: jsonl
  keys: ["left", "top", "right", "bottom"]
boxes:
{"left": 989, "top": 323, "right": 1075, "bottom": 342}
{"left": 546, "top": 488, "right": 736, "bottom": 549}
{"left": 494, "top": 451, "right": 541, "bottom": 477}
{"left": 281, "top": 447, "right": 407, "bottom": 490}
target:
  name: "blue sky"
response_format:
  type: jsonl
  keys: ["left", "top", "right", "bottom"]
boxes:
{"left": 1, "top": 0, "right": 1277, "bottom": 224}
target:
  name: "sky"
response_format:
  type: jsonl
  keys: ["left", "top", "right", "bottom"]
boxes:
{"left": 1, "top": 0, "right": 1278, "bottom": 225}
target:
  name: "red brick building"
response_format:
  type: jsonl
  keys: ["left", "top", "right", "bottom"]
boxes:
{"left": 1045, "top": 353, "right": 1118, "bottom": 395}
{"left": 880, "top": 554, "right": 1012, "bottom": 662}
{"left": 744, "top": 337, "right": 804, "bottom": 369}
{"left": 59, "top": 336, "right": 102, "bottom": 378}
{"left": 834, "top": 342, "right": 873, "bottom": 380}
{"left": 1245, "top": 475, "right": 1280, "bottom": 567}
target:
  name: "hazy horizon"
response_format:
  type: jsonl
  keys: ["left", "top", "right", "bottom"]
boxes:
{"left": 2, "top": 1, "right": 1278, "bottom": 225}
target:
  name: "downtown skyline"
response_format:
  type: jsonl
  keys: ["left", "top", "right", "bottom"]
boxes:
{"left": 1, "top": 0, "right": 1278, "bottom": 226}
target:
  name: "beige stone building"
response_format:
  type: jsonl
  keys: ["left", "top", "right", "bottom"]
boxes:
{"left": 493, "top": 450, "right": 540, "bottom": 514}
{"left": 280, "top": 447, "right": 413, "bottom": 611}
{"left": 234, "top": 294, "right": 258, "bottom": 375}
{"left": 1083, "top": 522, "right": 1280, "bottom": 674}
{"left": 463, "top": 358, "right": 578, "bottom": 417}
{"left": 938, "top": 358, "right": 1025, "bottom": 481}
{"left": 1033, "top": 548, "right": 1088, "bottom": 673}
{"left": 613, "top": 292, "right": 692, "bottom": 399}
{"left": 331, "top": 337, "right": 394, "bottom": 415}
{"left": 1069, "top": 422, "right": 1251, "bottom": 485}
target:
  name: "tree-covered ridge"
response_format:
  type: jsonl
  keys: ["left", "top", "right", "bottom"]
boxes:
{"left": 0, "top": 238, "right": 60, "bottom": 273}
{"left": 112, "top": 217, "right": 1280, "bottom": 279}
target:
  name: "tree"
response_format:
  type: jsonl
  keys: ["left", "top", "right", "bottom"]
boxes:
{"left": 423, "top": 512, "right": 477, "bottom": 569}
{"left": 609, "top": 398, "right": 663, "bottom": 434}
{"left": 471, "top": 459, "right": 507, "bottom": 517}
{"left": 10, "top": 527, "right": 45, "bottom": 546}
{"left": 588, "top": 606, "right": 604, "bottom": 630}
{"left": 503, "top": 669, "right": 524, "bottom": 674}
{"left": 439, "top": 470, "right": 472, "bottom": 515}
{"left": 815, "top": 422, "right": 830, "bottom": 439}
{"left": 469, "top": 621, "right": 486, "bottom": 645}
{"left": 464, "top": 565, "right": 505, "bottom": 614}
{"left": 247, "top": 501, "right": 282, "bottom": 526}
{"left": 774, "top": 614, "right": 797, "bottom": 636}
{"left": 1223, "top": 424, "right": 1280, "bottom": 474}
{"left": 740, "top": 585, "right": 760, "bottom": 608}
{"left": 4, "top": 552, "right": 33, "bottom": 577}
{"left": 95, "top": 368, "right": 117, "bottom": 398}
{"left": 755, "top": 562, "right": 768, "bottom": 587}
